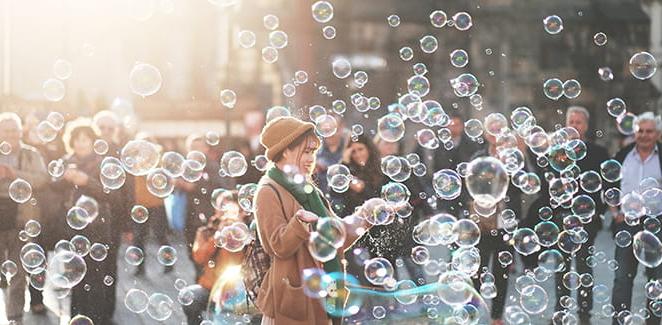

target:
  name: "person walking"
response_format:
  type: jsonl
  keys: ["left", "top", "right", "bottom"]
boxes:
{"left": 253, "top": 116, "right": 369, "bottom": 325}
{"left": 610, "top": 112, "right": 662, "bottom": 325}
{"left": 0, "top": 113, "right": 48, "bottom": 325}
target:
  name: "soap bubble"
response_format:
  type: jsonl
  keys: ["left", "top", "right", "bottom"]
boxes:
{"left": 563, "top": 79, "right": 582, "bottom": 99}
{"left": 377, "top": 113, "right": 405, "bottom": 143}
{"left": 520, "top": 284, "right": 548, "bottom": 314}
{"left": 430, "top": 10, "right": 447, "bottom": 28}
{"left": 100, "top": 157, "right": 126, "bottom": 190}
{"left": 268, "top": 30, "right": 288, "bottom": 49}
{"left": 465, "top": 157, "right": 509, "bottom": 207}
{"left": 432, "top": 169, "right": 462, "bottom": 200}
{"left": 53, "top": 59, "right": 73, "bottom": 80}
{"left": 594, "top": 32, "right": 607, "bottom": 46}
{"left": 543, "top": 15, "right": 563, "bottom": 34}
{"left": 47, "top": 251, "right": 87, "bottom": 289}
{"left": 331, "top": 58, "right": 352, "bottom": 79}
{"left": 453, "top": 219, "right": 481, "bottom": 248}
{"left": 131, "top": 205, "right": 149, "bottom": 224}
{"left": 146, "top": 168, "right": 174, "bottom": 198}
{"left": 399, "top": 47, "right": 414, "bottom": 61}
{"left": 364, "top": 257, "right": 394, "bottom": 286}
{"left": 543, "top": 78, "right": 564, "bottom": 100}
{"left": 629, "top": 52, "right": 657, "bottom": 80}
{"left": 157, "top": 246, "right": 177, "bottom": 266}
{"left": 617, "top": 112, "right": 636, "bottom": 135}
{"left": 600, "top": 159, "right": 622, "bottom": 182}
{"left": 453, "top": 12, "right": 473, "bottom": 31}
{"left": 220, "top": 151, "right": 248, "bottom": 177}
{"left": 121, "top": 140, "right": 160, "bottom": 176}
{"left": 261, "top": 47, "right": 278, "bottom": 64}
{"left": 43, "top": 79, "right": 66, "bottom": 102}
{"left": 66, "top": 207, "right": 90, "bottom": 230}
{"left": 408, "top": 75, "right": 430, "bottom": 97}
{"left": 450, "top": 73, "right": 479, "bottom": 97}
{"left": 513, "top": 228, "right": 541, "bottom": 256}
{"left": 322, "top": 26, "right": 336, "bottom": 39}
{"left": 69, "top": 314, "right": 93, "bottom": 324}
{"left": 89, "top": 242, "right": 108, "bottom": 262}
{"left": 538, "top": 249, "right": 564, "bottom": 272}
{"left": 9, "top": 178, "right": 32, "bottom": 203}
{"left": 308, "top": 231, "right": 336, "bottom": 263}
{"left": 606, "top": 97, "right": 626, "bottom": 118}
{"left": 311, "top": 1, "right": 333, "bottom": 23}
{"left": 220, "top": 89, "right": 237, "bottom": 108}
{"left": 315, "top": 114, "right": 338, "bottom": 138}
{"left": 147, "top": 293, "right": 174, "bottom": 321}
{"left": 238, "top": 30, "right": 256, "bottom": 48}
{"left": 419, "top": 35, "right": 438, "bottom": 54}
{"left": 387, "top": 14, "right": 401, "bottom": 27}
{"left": 125, "top": 246, "right": 145, "bottom": 266}
{"left": 633, "top": 230, "right": 662, "bottom": 268}
{"left": 450, "top": 49, "right": 469, "bottom": 68}
{"left": 129, "top": 63, "right": 162, "bottom": 97}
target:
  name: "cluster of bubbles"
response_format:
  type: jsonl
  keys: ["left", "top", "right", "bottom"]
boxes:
{"left": 213, "top": 221, "right": 253, "bottom": 253}
{"left": 543, "top": 78, "right": 582, "bottom": 100}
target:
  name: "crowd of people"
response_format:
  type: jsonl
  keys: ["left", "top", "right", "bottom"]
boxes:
{"left": 0, "top": 105, "right": 661, "bottom": 325}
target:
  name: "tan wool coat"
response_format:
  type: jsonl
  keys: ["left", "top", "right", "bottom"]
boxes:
{"left": 253, "top": 176, "right": 361, "bottom": 325}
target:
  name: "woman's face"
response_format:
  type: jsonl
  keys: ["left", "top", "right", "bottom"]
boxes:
{"left": 73, "top": 133, "right": 94, "bottom": 157}
{"left": 281, "top": 137, "right": 318, "bottom": 176}
{"left": 350, "top": 142, "right": 370, "bottom": 166}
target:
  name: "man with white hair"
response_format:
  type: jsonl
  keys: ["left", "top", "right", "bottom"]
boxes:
{"left": 549, "top": 106, "right": 611, "bottom": 324}
{"left": 0, "top": 113, "right": 48, "bottom": 325}
{"left": 610, "top": 111, "right": 662, "bottom": 325}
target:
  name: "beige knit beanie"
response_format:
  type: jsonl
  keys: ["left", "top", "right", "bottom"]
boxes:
{"left": 259, "top": 116, "right": 315, "bottom": 161}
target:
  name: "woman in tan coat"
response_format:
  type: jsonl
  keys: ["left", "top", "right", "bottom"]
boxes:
{"left": 254, "top": 116, "right": 369, "bottom": 325}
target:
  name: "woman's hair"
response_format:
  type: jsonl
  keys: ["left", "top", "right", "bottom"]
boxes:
{"left": 272, "top": 129, "right": 321, "bottom": 165}
{"left": 347, "top": 134, "right": 383, "bottom": 187}
{"left": 62, "top": 118, "right": 100, "bottom": 154}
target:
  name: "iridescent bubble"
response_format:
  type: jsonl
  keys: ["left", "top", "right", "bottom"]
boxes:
{"left": 387, "top": 14, "right": 401, "bottom": 27}
{"left": 47, "top": 251, "right": 87, "bottom": 289}
{"left": 513, "top": 228, "right": 541, "bottom": 256}
{"left": 43, "top": 78, "right": 65, "bottom": 102}
{"left": 399, "top": 47, "right": 414, "bottom": 61}
{"left": 520, "top": 284, "right": 548, "bottom": 314}
{"left": 364, "top": 257, "right": 394, "bottom": 286}
{"left": 268, "top": 30, "right": 288, "bottom": 49}
{"left": 89, "top": 243, "right": 108, "bottom": 262}
{"left": 100, "top": 157, "right": 126, "bottom": 190}
{"left": 24, "top": 220, "right": 41, "bottom": 238}
{"left": 543, "top": 78, "right": 564, "bottom": 100}
{"left": 437, "top": 271, "right": 476, "bottom": 306}
{"left": 147, "top": 293, "right": 174, "bottom": 321}
{"left": 315, "top": 114, "right": 338, "bottom": 138}
{"left": 416, "top": 128, "right": 439, "bottom": 150}
{"left": 419, "top": 35, "right": 438, "bottom": 54}
{"left": 464, "top": 119, "right": 483, "bottom": 139}
{"left": 432, "top": 169, "right": 462, "bottom": 200}
{"left": 93, "top": 139, "right": 109, "bottom": 155}
{"left": 331, "top": 58, "right": 352, "bottom": 79}
{"left": 261, "top": 46, "right": 279, "bottom": 64}
{"left": 535, "top": 222, "right": 560, "bottom": 247}
{"left": 146, "top": 168, "right": 174, "bottom": 198}
{"left": 430, "top": 10, "right": 448, "bottom": 28}
{"left": 453, "top": 12, "right": 472, "bottom": 31}
{"left": 571, "top": 194, "right": 596, "bottom": 221}
{"left": 129, "top": 63, "right": 162, "bottom": 97}
{"left": 322, "top": 25, "right": 336, "bottom": 39}
{"left": 157, "top": 245, "right": 177, "bottom": 266}
{"left": 238, "top": 183, "right": 257, "bottom": 213}
{"left": 633, "top": 230, "right": 662, "bottom": 268}
{"left": 220, "top": 89, "right": 237, "bottom": 108}
{"left": 563, "top": 79, "right": 581, "bottom": 99}
{"left": 465, "top": 157, "right": 509, "bottom": 207}
{"left": 311, "top": 1, "right": 333, "bottom": 23}
{"left": 450, "top": 73, "right": 479, "bottom": 97}
{"left": 453, "top": 219, "right": 481, "bottom": 248}
{"left": 579, "top": 170, "right": 602, "bottom": 193}
{"left": 408, "top": 75, "right": 430, "bottom": 97}
{"left": 615, "top": 230, "right": 632, "bottom": 248}
{"left": 121, "top": 140, "right": 160, "bottom": 176}
{"left": 411, "top": 246, "right": 430, "bottom": 265}
{"left": 70, "top": 235, "right": 91, "bottom": 256}
{"left": 36, "top": 121, "right": 58, "bottom": 143}
{"left": 538, "top": 249, "right": 564, "bottom": 272}
{"left": 125, "top": 246, "right": 145, "bottom": 266}
{"left": 617, "top": 112, "right": 636, "bottom": 135}
{"left": 125, "top": 288, "right": 149, "bottom": 313}
{"left": 598, "top": 67, "right": 614, "bottom": 81}
{"left": 600, "top": 159, "right": 622, "bottom": 182}
{"left": 606, "top": 97, "right": 626, "bottom": 118}
{"left": 53, "top": 59, "right": 73, "bottom": 80}
{"left": 316, "top": 217, "right": 346, "bottom": 249}
{"left": 220, "top": 151, "right": 248, "bottom": 177}
{"left": 69, "top": 314, "right": 93, "bottom": 324}
{"left": 238, "top": 30, "right": 256, "bottom": 48}
{"left": 263, "top": 14, "right": 279, "bottom": 30}
{"left": 543, "top": 15, "right": 563, "bottom": 34}
{"left": 9, "top": 178, "right": 32, "bottom": 203}
{"left": 66, "top": 207, "right": 90, "bottom": 230}
{"left": 0, "top": 141, "right": 12, "bottom": 155}
{"left": 358, "top": 198, "right": 395, "bottom": 226}
{"left": 373, "top": 305, "right": 386, "bottom": 319}
{"left": 594, "top": 32, "right": 607, "bottom": 46}
{"left": 381, "top": 182, "right": 410, "bottom": 205}
{"left": 377, "top": 113, "right": 405, "bottom": 142}
{"left": 629, "top": 52, "right": 657, "bottom": 80}
{"left": 394, "top": 280, "right": 418, "bottom": 305}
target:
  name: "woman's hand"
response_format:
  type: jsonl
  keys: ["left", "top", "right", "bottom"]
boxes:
{"left": 295, "top": 209, "right": 319, "bottom": 224}
{"left": 342, "top": 146, "right": 353, "bottom": 164}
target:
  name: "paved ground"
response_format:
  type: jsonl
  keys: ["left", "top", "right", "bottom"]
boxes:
{"left": 0, "top": 223, "right": 653, "bottom": 324}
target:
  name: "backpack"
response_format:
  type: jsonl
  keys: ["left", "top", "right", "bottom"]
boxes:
{"left": 241, "top": 183, "right": 283, "bottom": 304}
